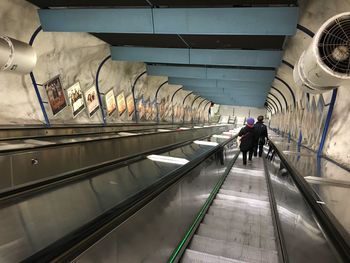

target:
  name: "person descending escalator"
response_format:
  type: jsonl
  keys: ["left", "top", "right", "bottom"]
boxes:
{"left": 238, "top": 117, "right": 256, "bottom": 165}
{"left": 254, "top": 115, "right": 269, "bottom": 157}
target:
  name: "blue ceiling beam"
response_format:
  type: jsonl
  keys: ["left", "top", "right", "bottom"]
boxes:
{"left": 169, "top": 78, "right": 271, "bottom": 91}
{"left": 38, "top": 7, "right": 298, "bottom": 35}
{"left": 169, "top": 78, "right": 216, "bottom": 88}
{"left": 190, "top": 49, "right": 282, "bottom": 67}
{"left": 112, "top": 47, "right": 282, "bottom": 67}
{"left": 202, "top": 96, "right": 266, "bottom": 107}
{"left": 191, "top": 90, "right": 268, "bottom": 97}
{"left": 147, "top": 65, "right": 275, "bottom": 82}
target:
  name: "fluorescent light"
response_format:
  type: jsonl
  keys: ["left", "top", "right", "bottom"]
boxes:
{"left": 212, "top": 134, "right": 230, "bottom": 139}
{"left": 179, "top": 127, "right": 190, "bottom": 130}
{"left": 158, "top": 129, "right": 171, "bottom": 132}
{"left": 194, "top": 140, "right": 219, "bottom": 147}
{"left": 147, "top": 155, "right": 189, "bottom": 165}
{"left": 193, "top": 126, "right": 202, "bottom": 129}
{"left": 118, "top": 132, "right": 138, "bottom": 136}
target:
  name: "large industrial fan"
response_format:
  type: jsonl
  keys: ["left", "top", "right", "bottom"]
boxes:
{"left": 294, "top": 12, "right": 350, "bottom": 93}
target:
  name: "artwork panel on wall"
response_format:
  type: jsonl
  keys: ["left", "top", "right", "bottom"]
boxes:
{"left": 145, "top": 99, "right": 152, "bottom": 120}
{"left": 126, "top": 94, "right": 135, "bottom": 117}
{"left": 137, "top": 96, "right": 145, "bottom": 120}
{"left": 105, "top": 89, "right": 117, "bottom": 117}
{"left": 43, "top": 75, "right": 67, "bottom": 116}
{"left": 117, "top": 92, "right": 126, "bottom": 116}
{"left": 84, "top": 85, "right": 100, "bottom": 118}
{"left": 66, "top": 81, "right": 85, "bottom": 118}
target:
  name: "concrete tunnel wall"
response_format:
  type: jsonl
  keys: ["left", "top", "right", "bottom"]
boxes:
{"left": 0, "top": 0, "right": 209, "bottom": 126}
{"left": 269, "top": 0, "right": 350, "bottom": 169}
{"left": 0, "top": 0, "right": 350, "bottom": 168}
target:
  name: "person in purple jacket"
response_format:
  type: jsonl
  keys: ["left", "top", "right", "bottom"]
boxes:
{"left": 238, "top": 117, "right": 257, "bottom": 165}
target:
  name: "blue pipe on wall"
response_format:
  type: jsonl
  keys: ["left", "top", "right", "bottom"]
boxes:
{"left": 317, "top": 89, "right": 338, "bottom": 157}
{"left": 95, "top": 55, "right": 111, "bottom": 126}
{"left": 29, "top": 26, "right": 50, "bottom": 127}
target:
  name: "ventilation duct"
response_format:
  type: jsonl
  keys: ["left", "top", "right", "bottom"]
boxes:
{"left": 294, "top": 12, "right": 350, "bottom": 94}
{"left": 0, "top": 36, "right": 37, "bottom": 74}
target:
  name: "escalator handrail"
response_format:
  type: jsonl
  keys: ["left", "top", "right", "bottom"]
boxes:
{"left": 269, "top": 140, "right": 350, "bottom": 262}
{"left": 22, "top": 134, "right": 237, "bottom": 263}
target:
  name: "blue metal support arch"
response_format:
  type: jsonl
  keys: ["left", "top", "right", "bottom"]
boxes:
{"left": 29, "top": 25, "right": 50, "bottom": 127}
{"left": 171, "top": 87, "right": 183, "bottom": 124}
{"left": 95, "top": 55, "right": 111, "bottom": 126}
{"left": 265, "top": 102, "right": 274, "bottom": 114}
{"left": 131, "top": 71, "right": 147, "bottom": 123}
{"left": 266, "top": 99, "right": 277, "bottom": 114}
{"left": 182, "top": 91, "right": 194, "bottom": 123}
{"left": 268, "top": 92, "right": 283, "bottom": 112}
{"left": 204, "top": 101, "right": 212, "bottom": 123}
{"left": 271, "top": 86, "right": 288, "bottom": 110}
{"left": 317, "top": 89, "right": 338, "bottom": 157}
{"left": 190, "top": 95, "right": 201, "bottom": 123}
{"left": 155, "top": 80, "right": 168, "bottom": 123}
{"left": 275, "top": 76, "right": 296, "bottom": 108}
{"left": 197, "top": 98, "right": 207, "bottom": 112}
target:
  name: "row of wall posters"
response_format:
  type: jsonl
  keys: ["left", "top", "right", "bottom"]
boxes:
{"left": 43, "top": 75, "right": 135, "bottom": 119}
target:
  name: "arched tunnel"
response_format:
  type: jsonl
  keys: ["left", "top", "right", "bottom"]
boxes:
{"left": 0, "top": 0, "right": 349, "bottom": 262}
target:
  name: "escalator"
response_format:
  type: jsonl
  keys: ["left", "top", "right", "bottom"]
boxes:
{"left": 181, "top": 157, "right": 279, "bottom": 263}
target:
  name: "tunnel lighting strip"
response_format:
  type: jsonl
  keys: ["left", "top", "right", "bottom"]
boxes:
{"left": 193, "top": 140, "right": 219, "bottom": 147}
{"left": 179, "top": 127, "right": 190, "bottom": 130}
{"left": 147, "top": 155, "right": 189, "bottom": 165}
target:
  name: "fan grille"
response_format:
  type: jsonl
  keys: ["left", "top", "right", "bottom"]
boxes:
{"left": 318, "top": 14, "right": 350, "bottom": 75}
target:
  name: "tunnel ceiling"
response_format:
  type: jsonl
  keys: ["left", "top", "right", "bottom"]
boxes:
{"left": 28, "top": 0, "right": 299, "bottom": 108}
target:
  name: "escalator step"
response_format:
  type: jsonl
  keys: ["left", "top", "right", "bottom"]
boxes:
{"left": 207, "top": 206, "right": 273, "bottom": 225}
{"left": 218, "top": 189, "right": 268, "bottom": 202}
{"left": 196, "top": 223, "right": 276, "bottom": 249}
{"left": 202, "top": 214, "right": 276, "bottom": 240}
{"left": 188, "top": 235, "right": 278, "bottom": 263}
{"left": 181, "top": 249, "right": 247, "bottom": 263}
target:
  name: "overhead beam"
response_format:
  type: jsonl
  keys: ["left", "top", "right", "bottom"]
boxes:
{"left": 147, "top": 65, "right": 276, "bottom": 82}
{"left": 168, "top": 78, "right": 271, "bottom": 91}
{"left": 192, "top": 90, "right": 267, "bottom": 97}
{"left": 112, "top": 47, "right": 282, "bottom": 67}
{"left": 38, "top": 7, "right": 298, "bottom": 35}
{"left": 203, "top": 96, "right": 266, "bottom": 107}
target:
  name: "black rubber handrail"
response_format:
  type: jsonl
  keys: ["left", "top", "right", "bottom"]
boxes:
{"left": 269, "top": 140, "right": 350, "bottom": 262}
{"left": 22, "top": 134, "right": 237, "bottom": 262}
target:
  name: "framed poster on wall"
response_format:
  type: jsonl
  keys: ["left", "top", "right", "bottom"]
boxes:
{"left": 84, "top": 85, "right": 100, "bottom": 118}
{"left": 43, "top": 75, "right": 67, "bottom": 116}
{"left": 116, "top": 92, "right": 126, "bottom": 116}
{"left": 66, "top": 82, "right": 85, "bottom": 118}
{"left": 105, "top": 89, "right": 117, "bottom": 116}
{"left": 126, "top": 94, "right": 135, "bottom": 116}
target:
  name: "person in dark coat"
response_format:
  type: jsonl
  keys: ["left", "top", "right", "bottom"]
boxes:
{"left": 238, "top": 117, "right": 256, "bottom": 165}
{"left": 254, "top": 115, "right": 269, "bottom": 157}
